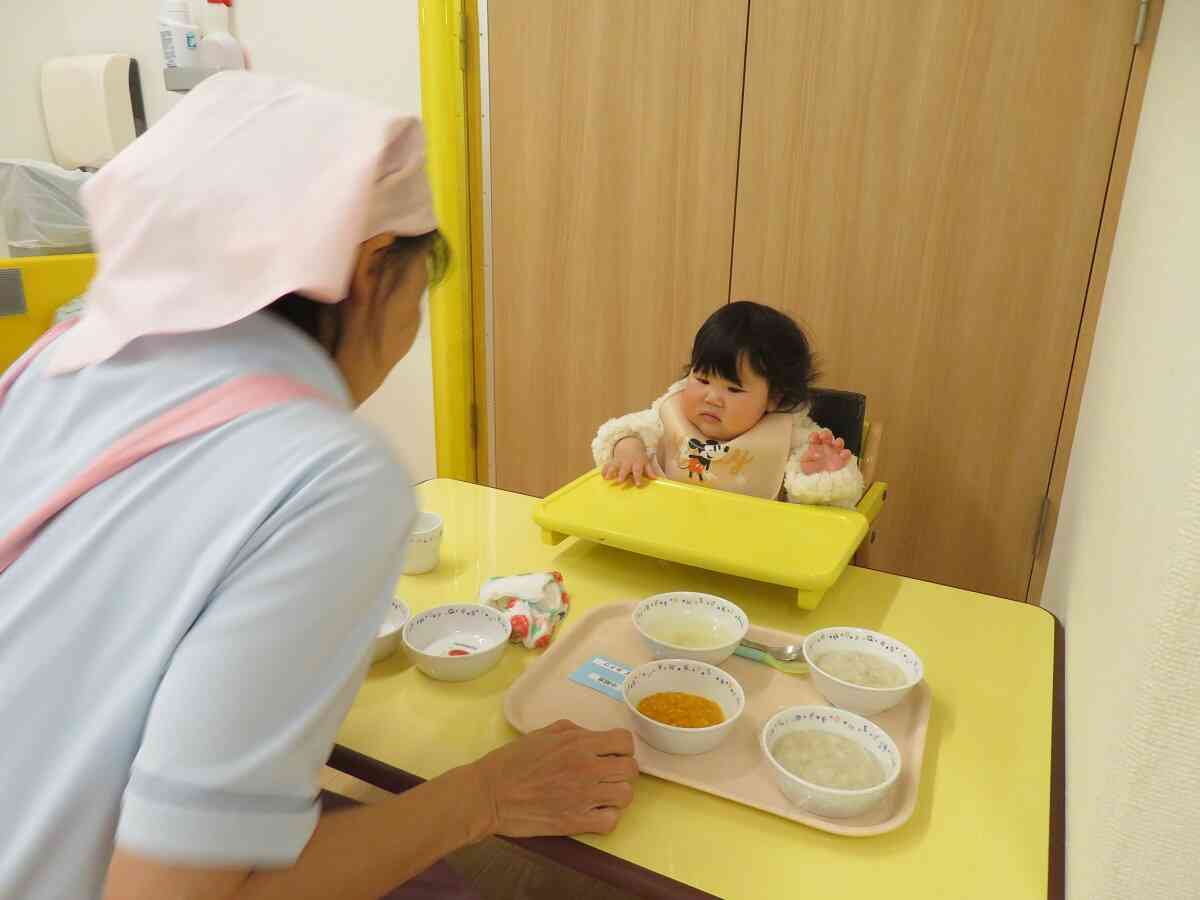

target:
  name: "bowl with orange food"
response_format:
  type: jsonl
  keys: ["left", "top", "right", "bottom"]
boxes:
{"left": 622, "top": 658, "right": 745, "bottom": 755}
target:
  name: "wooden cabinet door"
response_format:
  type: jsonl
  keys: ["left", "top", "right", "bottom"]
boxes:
{"left": 731, "top": 1, "right": 1139, "bottom": 598}
{"left": 488, "top": 0, "right": 749, "bottom": 496}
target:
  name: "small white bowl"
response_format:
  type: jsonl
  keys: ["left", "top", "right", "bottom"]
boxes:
{"left": 622, "top": 658, "right": 745, "bottom": 755}
{"left": 761, "top": 705, "right": 901, "bottom": 819}
{"left": 402, "top": 603, "right": 510, "bottom": 682}
{"left": 403, "top": 512, "right": 444, "bottom": 575}
{"left": 632, "top": 592, "right": 749, "bottom": 665}
{"left": 371, "top": 598, "right": 411, "bottom": 663}
{"left": 803, "top": 627, "right": 924, "bottom": 716}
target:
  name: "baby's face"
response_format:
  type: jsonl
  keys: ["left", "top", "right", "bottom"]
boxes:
{"left": 682, "top": 358, "right": 772, "bottom": 441}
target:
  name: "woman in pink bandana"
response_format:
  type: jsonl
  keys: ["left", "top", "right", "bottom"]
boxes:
{"left": 0, "top": 73, "right": 635, "bottom": 900}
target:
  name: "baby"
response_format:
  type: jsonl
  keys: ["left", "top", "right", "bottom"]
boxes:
{"left": 592, "top": 302, "right": 864, "bottom": 508}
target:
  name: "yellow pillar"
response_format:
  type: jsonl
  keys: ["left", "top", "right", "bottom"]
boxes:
{"left": 419, "top": 0, "right": 477, "bottom": 482}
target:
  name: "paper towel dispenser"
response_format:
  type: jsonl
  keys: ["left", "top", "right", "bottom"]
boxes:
{"left": 41, "top": 55, "right": 147, "bottom": 171}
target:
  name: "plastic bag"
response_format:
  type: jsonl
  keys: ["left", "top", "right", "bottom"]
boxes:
{"left": 0, "top": 159, "right": 92, "bottom": 256}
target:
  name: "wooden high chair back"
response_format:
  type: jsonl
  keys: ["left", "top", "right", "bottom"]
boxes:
{"left": 808, "top": 388, "right": 884, "bottom": 569}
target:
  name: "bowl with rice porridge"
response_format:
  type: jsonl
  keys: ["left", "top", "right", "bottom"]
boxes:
{"left": 761, "top": 705, "right": 901, "bottom": 818}
{"left": 802, "top": 627, "right": 923, "bottom": 715}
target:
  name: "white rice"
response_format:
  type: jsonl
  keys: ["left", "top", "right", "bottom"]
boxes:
{"left": 771, "top": 731, "right": 886, "bottom": 790}
{"left": 814, "top": 649, "right": 907, "bottom": 688}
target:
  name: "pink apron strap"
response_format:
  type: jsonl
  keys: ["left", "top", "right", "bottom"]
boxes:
{"left": 0, "top": 318, "right": 79, "bottom": 405}
{"left": 0, "top": 326, "right": 329, "bottom": 577}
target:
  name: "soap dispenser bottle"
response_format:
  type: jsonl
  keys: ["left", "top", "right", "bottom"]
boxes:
{"left": 159, "top": 0, "right": 200, "bottom": 69}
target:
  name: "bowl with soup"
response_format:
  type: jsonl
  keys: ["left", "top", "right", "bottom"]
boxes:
{"left": 802, "top": 627, "right": 923, "bottom": 715}
{"left": 632, "top": 592, "right": 749, "bottom": 665}
{"left": 622, "top": 658, "right": 745, "bottom": 755}
{"left": 761, "top": 705, "right": 901, "bottom": 818}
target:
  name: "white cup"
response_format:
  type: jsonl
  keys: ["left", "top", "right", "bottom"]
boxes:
{"left": 404, "top": 511, "right": 444, "bottom": 575}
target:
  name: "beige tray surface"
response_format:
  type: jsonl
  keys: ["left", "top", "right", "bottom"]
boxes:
{"left": 503, "top": 602, "right": 932, "bottom": 837}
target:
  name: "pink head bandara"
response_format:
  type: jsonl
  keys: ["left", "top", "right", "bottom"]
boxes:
{"left": 48, "top": 71, "right": 437, "bottom": 374}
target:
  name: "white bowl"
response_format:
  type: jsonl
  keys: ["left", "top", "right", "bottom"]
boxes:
{"left": 803, "top": 627, "right": 924, "bottom": 716}
{"left": 403, "top": 512, "right": 444, "bottom": 575}
{"left": 402, "top": 603, "right": 510, "bottom": 682}
{"left": 761, "top": 705, "right": 901, "bottom": 819}
{"left": 632, "top": 592, "right": 749, "bottom": 665}
{"left": 622, "top": 659, "right": 745, "bottom": 755}
{"left": 371, "top": 598, "right": 411, "bottom": 663}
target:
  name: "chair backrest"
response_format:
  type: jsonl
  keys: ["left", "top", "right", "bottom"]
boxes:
{"left": 807, "top": 388, "right": 866, "bottom": 458}
{"left": 0, "top": 254, "right": 97, "bottom": 371}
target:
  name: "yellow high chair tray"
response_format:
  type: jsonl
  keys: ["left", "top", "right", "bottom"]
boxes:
{"left": 534, "top": 470, "right": 887, "bottom": 609}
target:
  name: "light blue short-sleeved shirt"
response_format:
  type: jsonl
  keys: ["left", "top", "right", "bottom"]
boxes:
{"left": 0, "top": 312, "right": 415, "bottom": 899}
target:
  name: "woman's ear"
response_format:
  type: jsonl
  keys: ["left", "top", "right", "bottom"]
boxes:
{"left": 348, "top": 233, "right": 398, "bottom": 311}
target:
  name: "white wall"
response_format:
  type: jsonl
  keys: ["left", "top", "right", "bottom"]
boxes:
{"left": 2, "top": 2, "right": 65, "bottom": 161}
{"left": 1041, "top": 4, "right": 1200, "bottom": 898}
{"left": 0, "top": 0, "right": 437, "bottom": 481}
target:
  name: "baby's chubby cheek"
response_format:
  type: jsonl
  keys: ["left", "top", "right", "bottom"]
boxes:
{"left": 682, "top": 397, "right": 719, "bottom": 436}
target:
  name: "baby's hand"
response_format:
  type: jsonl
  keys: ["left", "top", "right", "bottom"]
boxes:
{"left": 603, "top": 437, "right": 664, "bottom": 487}
{"left": 799, "top": 429, "right": 853, "bottom": 476}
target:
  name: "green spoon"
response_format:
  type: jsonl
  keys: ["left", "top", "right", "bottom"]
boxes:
{"left": 733, "top": 637, "right": 809, "bottom": 675}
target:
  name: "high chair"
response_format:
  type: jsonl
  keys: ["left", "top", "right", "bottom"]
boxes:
{"left": 535, "top": 389, "right": 888, "bottom": 610}
{"left": 806, "top": 388, "right": 885, "bottom": 569}
{"left": 0, "top": 255, "right": 97, "bottom": 370}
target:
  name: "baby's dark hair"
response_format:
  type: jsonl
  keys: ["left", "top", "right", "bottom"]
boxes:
{"left": 686, "top": 301, "right": 818, "bottom": 412}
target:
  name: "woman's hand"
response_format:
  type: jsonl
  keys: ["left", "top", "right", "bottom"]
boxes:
{"left": 602, "top": 437, "right": 664, "bottom": 486}
{"left": 470, "top": 720, "right": 639, "bottom": 838}
{"left": 799, "top": 429, "right": 853, "bottom": 475}
{"left": 105, "top": 723, "right": 638, "bottom": 900}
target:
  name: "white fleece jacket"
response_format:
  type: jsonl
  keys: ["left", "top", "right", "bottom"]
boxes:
{"left": 591, "top": 380, "right": 864, "bottom": 508}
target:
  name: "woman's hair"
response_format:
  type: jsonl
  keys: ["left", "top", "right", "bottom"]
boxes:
{"left": 686, "top": 301, "right": 818, "bottom": 412}
{"left": 268, "top": 230, "right": 449, "bottom": 355}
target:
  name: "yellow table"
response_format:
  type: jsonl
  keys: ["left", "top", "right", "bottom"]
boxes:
{"left": 332, "top": 480, "right": 1061, "bottom": 900}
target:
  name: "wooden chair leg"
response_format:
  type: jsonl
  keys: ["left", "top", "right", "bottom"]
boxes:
{"left": 854, "top": 529, "right": 878, "bottom": 568}
{"left": 854, "top": 422, "right": 884, "bottom": 569}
